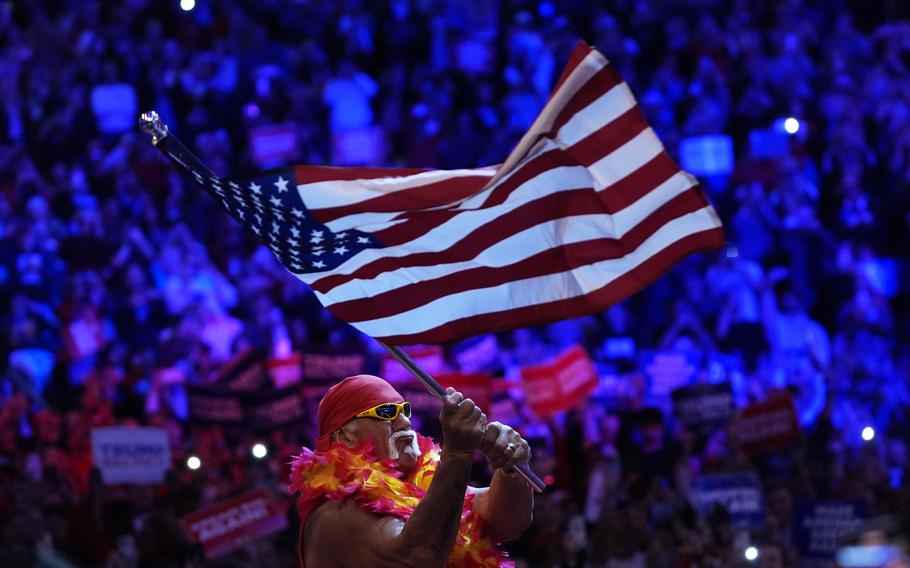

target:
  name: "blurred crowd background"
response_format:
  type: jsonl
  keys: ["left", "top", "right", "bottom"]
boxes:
{"left": 1, "top": 0, "right": 910, "bottom": 566}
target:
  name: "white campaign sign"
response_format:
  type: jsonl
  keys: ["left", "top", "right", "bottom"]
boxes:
{"left": 91, "top": 427, "right": 171, "bottom": 484}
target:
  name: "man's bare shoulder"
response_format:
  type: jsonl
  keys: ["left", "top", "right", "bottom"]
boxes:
{"left": 304, "top": 500, "right": 406, "bottom": 567}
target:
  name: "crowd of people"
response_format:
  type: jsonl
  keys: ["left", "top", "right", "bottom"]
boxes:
{"left": 1, "top": 0, "right": 910, "bottom": 566}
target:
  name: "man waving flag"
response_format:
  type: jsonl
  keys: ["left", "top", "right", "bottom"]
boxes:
{"left": 154, "top": 41, "right": 724, "bottom": 345}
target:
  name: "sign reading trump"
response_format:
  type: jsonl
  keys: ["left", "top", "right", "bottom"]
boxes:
{"left": 520, "top": 346, "right": 599, "bottom": 418}
{"left": 91, "top": 427, "right": 171, "bottom": 484}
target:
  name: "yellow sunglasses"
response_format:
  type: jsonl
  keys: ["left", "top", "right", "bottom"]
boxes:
{"left": 355, "top": 402, "right": 412, "bottom": 421}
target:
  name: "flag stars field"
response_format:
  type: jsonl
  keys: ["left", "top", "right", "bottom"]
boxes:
{"left": 184, "top": 166, "right": 382, "bottom": 275}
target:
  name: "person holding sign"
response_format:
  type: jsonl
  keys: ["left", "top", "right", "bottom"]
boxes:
{"left": 290, "top": 374, "right": 533, "bottom": 567}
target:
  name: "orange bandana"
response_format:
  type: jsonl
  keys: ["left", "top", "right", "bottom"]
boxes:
{"left": 290, "top": 435, "right": 511, "bottom": 567}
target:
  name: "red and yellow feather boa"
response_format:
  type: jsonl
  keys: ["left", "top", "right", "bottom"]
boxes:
{"left": 289, "top": 435, "right": 510, "bottom": 567}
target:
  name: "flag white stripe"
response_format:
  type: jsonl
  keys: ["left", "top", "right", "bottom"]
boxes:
{"left": 590, "top": 128, "right": 665, "bottom": 191}
{"left": 318, "top": 209, "right": 429, "bottom": 234}
{"left": 554, "top": 82, "right": 638, "bottom": 147}
{"left": 331, "top": 206, "right": 722, "bottom": 336}
{"left": 313, "top": 171, "right": 698, "bottom": 304}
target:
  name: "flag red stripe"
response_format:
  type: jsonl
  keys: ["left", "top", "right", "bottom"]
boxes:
{"left": 311, "top": 174, "right": 492, "bottom": 223}
{"left": 371, "top": 227, "right": 725, "bottom": 345}
{"left": 294, "top": 164, "right": 429, "bottom": 183}
{"left": 323, "top": 188, "right": 711, "bottom": 320}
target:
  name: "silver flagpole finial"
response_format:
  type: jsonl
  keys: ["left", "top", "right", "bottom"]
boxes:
{"left": 138, "top": 111, "right": 168, "bottom": 144}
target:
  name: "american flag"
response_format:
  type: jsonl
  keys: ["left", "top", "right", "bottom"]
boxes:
{"left": 180, "top": 42, "right": 724, "bottom": 345}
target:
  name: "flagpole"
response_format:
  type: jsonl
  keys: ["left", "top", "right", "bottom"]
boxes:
{"left": 138, "top": 110, "right": 546, "bottom": 493}
{"left": 139, "top": 111, "right": 217, "bottom": 178}
{"left": 381, "top": 343, "right": 546, "bottom": 492}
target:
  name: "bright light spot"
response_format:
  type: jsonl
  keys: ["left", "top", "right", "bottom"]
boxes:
{"left": 784, "top": 117, "right": 800, "bottom": 134}
{"left": 180, "top": 0, "right": 195, "bottom": 11}
{"left": 744, "top": 546, "right": 759, "bottom": 562}
{"left": 862, "top": 426, "right": 875, "bottom": 442}
{"left": 186, "top": 455, "right": 201, "bottom": 470}
{"left": 252, "top": 443, "right": 268, "bottom": 459}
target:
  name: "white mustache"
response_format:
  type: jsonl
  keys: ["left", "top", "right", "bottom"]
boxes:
{"left": 387, "top": 430, "right": 420, "bottom": 460}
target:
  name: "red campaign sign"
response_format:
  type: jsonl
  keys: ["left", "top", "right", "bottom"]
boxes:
{"left": 381, "top": 346, "right": 448, "bottom": 385}
{"left": 181, "top": 490, "right": 289, "bottom": 558}
{"left": 268, "top": 353, "right": 302, "bottom": 389}
{"left": 520, "top": 346, "right": 599, "bottom": 418}
{"left": 735, "top": 395, "right": 801, "bottom": 456}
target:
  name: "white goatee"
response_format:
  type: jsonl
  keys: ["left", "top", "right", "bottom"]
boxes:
{"left": 387, "top": 430, "right": 420, "bottom": 460}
